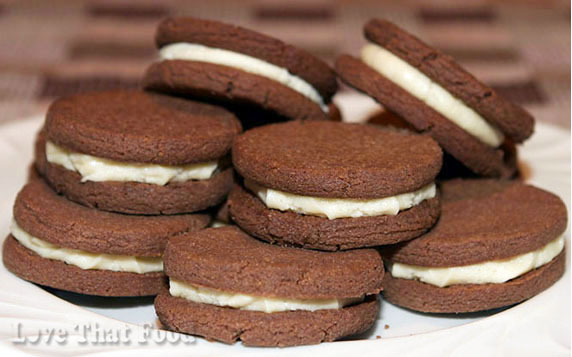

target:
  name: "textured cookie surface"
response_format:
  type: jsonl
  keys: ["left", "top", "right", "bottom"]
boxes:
{"left": 228, "top": 185, "right": 440, "bottom": 250}
{"left": 164, "top": 226, "right": 384, "bottom": 299}
{"left": 233, "top": 121, "right": 442, "bottom": 198}
{"left": 45, "top": 90, "right": 241, "bottom": 165}
{"left": 13, "top": 180, "right": 209, "bottom": 256}
{"left": 35, "top": 135, "right": 234, "bottom": 215}
{"left": 382, "top": 250, "right": 565, "bottom": 313}
{"left": 336, "top": 55, "right": 516, "bottom": 178}
{"left": 155, "top": 17, "right": 337, "bottom": 101}
{"left": 363, "top": 18, "right": 534, "bottom": 143}
{"left": 3, "top": 236, "right": 164, "bottom": 297}
{"left": 143, "top": 60, "right": 328, "bottom": 122}
{"left": 382, "top": 179, "right": 568, "bottom": 266}
{"left": 155, "top": 290, "right": 378, "bottom": 346}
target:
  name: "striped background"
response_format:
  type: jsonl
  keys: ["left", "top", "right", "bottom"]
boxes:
{"left": 0, "top": 0, "right": 569, "bottom": 129}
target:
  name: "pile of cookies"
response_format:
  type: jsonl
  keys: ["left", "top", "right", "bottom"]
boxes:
{"left": 2, "top": 17, "right": 567, "bottom": 347}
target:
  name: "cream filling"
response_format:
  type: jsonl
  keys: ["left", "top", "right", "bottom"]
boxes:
{"left": 10, "top": 220, "right": 163, "bottom": 274}
{"left": 159, "top": 42, "right": 328, "bottom": 112}
{"left": 390, "top": 235, "right": 565, "bottom": 287}
{"left": 46, "top": 141, "right": 218, "bottom": 186}
{"left": 209, "top": 220, "right": 229, "bottom": 228}
{"left": 361, "top": 43, "right": 505, "bottom": 147}
{"left": 246, "top": 179, "right": 436, "bottom": 220}
{"left": 169, "top": 279, "right": 363, "bottom": 313}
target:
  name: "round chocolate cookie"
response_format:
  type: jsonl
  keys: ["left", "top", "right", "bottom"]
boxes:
{"left": 41, "top": 90, "right": 241, "bottom": 214}
{"left": 335, "top": 18, "right": 534, "bottom": 178}
{"left": 36, "top": 136, "right": 234, "bottom": 215}
{"left": 382, "top": 252, "right": 565, "bottom": 314}
{"left": 46, "top": 90, "right": 240, "bottom": 165}
{"left": 3, "top": 180, "right": 209, "bottom": 296}
{"left": 233, "top": 121, "right": 442, "bottom": 198}
{"left": 156, "top": 226, "right": 383, "bottom": 346}
{"left": 144, "top": 61, "right": 327, "bottom": 123}
{"left": 155, "top": 291, "right": 379, "bottom": 347}
{"left": 3, "top": 237, "right": 164, "bottom": 297}
{"left": 143, "top": 17, "right": 336, "bottom": 122}
{"left": 230, "top": 121, "right": 442, "bottom": 249}
{"left": 381, "top": 179, "right": 567, "bottom": 313}
{"left": 228, "top": 184, "right": 440, "bottom": 251}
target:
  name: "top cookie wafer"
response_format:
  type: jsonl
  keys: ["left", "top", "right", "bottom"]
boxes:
{"left": 233, "top": 120, "right": 442, "bottom": 198}
{"left": 382, "top": 179, "right": 567, "bottom": 266}
{"left": 164, "top": 226, "right": 383, "bottom": 299}
{"left": 46, "top": 90, "right": 242, "bottom": 165}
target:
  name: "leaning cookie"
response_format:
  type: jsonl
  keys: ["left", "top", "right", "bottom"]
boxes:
{"left": 229, "top": 121, "right": 442, "bottom": 250}
{"left": 143, "top": 17, "right": 336, "bottom": 122}
{"left": 336, "top": 19, "right": 534, "bottom": 178}
{"left": 39, "top": 90, "right": 241, "bottom": 215}
{"left": 381, "top": 179, "right": 567, "bottom": 313}
{"left": 2, "top": 180, "right": 209, "bottom": 296}
{"left": 155, "top": 226, "right": 383, "bottom": 346}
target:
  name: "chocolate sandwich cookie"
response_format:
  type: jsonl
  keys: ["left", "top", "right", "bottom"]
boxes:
{"left": 155, "top": 226, "right": 383, "bottom": 346}
{"left": 2, "top": 180, "right": 209, "bottom": 296}
{"left": 143, "top": 17, "right": 337, "bottom": 122}
{"left": 229, "top": 121, "right": 442, "bottom": 250}
{"left": 336, "top": 19, "right": 534, "bottom": 178}
{"left": 381, "top": 179, "right": 567, "bottom": 313}
{"left": 39, "top": 90, "right": 241, "bottom": 214}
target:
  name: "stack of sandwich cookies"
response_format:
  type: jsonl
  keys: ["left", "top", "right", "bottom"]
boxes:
{"left": 229, "top": 121, "right": 443, "bottom": 250}
{"left": 143, "top": 17, "right": 337, "bottom": 123}
{"left": 3, "top": 180, "right": 209, "bottom": 296}
{"left": 381, "top": 179, "right": 567, "bottom": 313}
{"left": 38, "top": 90, "right": 241, "bottom": 214}
{"left": 336, "top": 19, "right": 534, "bottom": 178}
{"left": 155, "top": 226, "right": 383, "bottom": 346}
{"left": 3, "top": 14, "right": 567, "bottom": 347}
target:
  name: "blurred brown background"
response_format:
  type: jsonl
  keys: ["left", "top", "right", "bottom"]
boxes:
{"left": 0, "top": 0, "right": 569, "bottom": 129}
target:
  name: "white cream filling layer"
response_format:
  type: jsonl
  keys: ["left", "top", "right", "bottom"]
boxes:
{"left": 10, "top": 220, "right": 163, "bottom": 274}
{"left": 246, "top": 179, "right": 436, "bottom": 220}
{"left": 159, "top": 42, "right": 328, "bottom": 112}
{"left": 209, "top": 220, "right": 229, "bottom": 228}
{"left": 391, "top": 235, "right": 565, "bottom": 287}
{"left": 169, "top": 279, "right": 363, "bottom": 313}
{"left": 361, "top": 43, "right": 504, "bottom": 147}
{"left": 46, "top": 141, "right": 218, "bottom": 186}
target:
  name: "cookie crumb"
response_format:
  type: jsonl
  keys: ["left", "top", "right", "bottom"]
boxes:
{"left": 376, "top": 335, "right": 381, "bottom": 339}
{"left": 384, "top": 324, "right": 390, "bottom": 329}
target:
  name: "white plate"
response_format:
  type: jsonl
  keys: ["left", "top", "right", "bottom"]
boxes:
{"left": 0, "top": 94, "right": 569, "bottom": 356}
